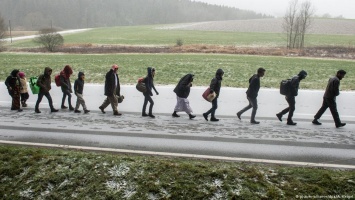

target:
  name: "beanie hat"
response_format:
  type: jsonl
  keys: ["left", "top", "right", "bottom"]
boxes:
{"left": 298, "top": 70, "right": 307, "bottom": 78}
{"left": 19, "top": 72, "right": 25, "bottom": 78}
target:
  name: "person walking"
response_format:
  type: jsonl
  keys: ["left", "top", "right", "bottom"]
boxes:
{"left": 5, "top": 69, "right": 23, "bottom": 112}
{"left": 172, "top": 73, "right": 196, "bottom": 119}
{"left": 276, "top": 70, "right": 307, "bottom": 125}
{"left": 99, "top": 64, "right": 121, "bottom": 116}
{"left": 237, "top": 68, "right": 266, "bottom": 124}
{"left": 18, "top": 72, "right": 29, "bottom": 107}
{"left": 312, "top": 70, "right": 347, "bottom": 128}
{"left": 60, "top": 65, "right": 74, "bottom": 110}
{"left": 35, "top": 67, "right": 59, "bottom": 113}
{"left": 142, "top": 67, "right": 159, "bottom": 118}
{"left": 203, "top": 68, "right": 224, "bottom": 122}
{"left": 74, "top": 72, "right": 90, "bottom": 114}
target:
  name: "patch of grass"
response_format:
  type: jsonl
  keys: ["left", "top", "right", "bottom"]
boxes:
{"left": 1, "top": 53, "right": 354, "bottom": 90}
{"left": 1, "top": 145, "right": 354, "bottom": 199}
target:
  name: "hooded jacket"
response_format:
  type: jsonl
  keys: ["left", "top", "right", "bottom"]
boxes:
{"left": 209, "top": 69, "right": 224, "bottom": 98}
{"left": 143, "top": 67, "right": 158, "bottom": 96}
{"left": 37, "top": 67, "right": 52, "bottom": 93}
{"left": 246, "top": 74, "right": 260, "bottom": 99}
{"left": 104, "top": 69, "right": 120, "bottom": 96}
{"left": 5, "top": 69, "right": 22, "bottom": 96}
{"left": 173, "top": 74, "right": 194, "bottom": 98}
{"left": 60, "top": 65, "right": 73, "bottom": 93}
{"left": 74, "top": 72, "right": 85, "bottom": 94}
{"left": 287, "top": 70, "right": 307, "bottom": 97}
{"left": 324, "top": 76, "right": 340, "bottom": 99}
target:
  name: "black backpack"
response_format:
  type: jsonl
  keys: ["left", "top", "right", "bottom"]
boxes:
{"left": 280, "top": 79, "right": 291, "bottom": 95}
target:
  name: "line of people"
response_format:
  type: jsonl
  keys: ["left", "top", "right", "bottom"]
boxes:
{"left": 4, "top": 65, "right": 347, "bottom": 128}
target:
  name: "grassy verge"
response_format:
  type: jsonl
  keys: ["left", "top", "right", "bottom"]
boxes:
{"left": 1, "top": 145, "right": 354, "bottom": 199}
{"left": 1, "top": 53, "right": 354, "bottom": 90}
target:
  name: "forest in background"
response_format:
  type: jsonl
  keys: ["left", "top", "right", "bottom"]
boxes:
{"left": 0, "top": 0, "right": 271, "bottom": 30}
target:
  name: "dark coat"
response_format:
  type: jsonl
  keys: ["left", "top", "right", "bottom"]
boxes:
{"left": 246, "top": 74, "right": 260, "bottom": 99}
{"left": 5, "top": 70, "right": 21, "bottom": 96}
{"left": 173, "top": 74, "right": 193, "bottom": 98}
{"left": 74, "top": 72, "right": 85, "bottom": 94}
{"left": 37, "top": 67, "right": 52, "bottom": 93}
{"left": 209, "top": 69, "right": 224, "bottom": 98}
{"left": 143, "top": 67, "right": 158, "bottom": 96}
{"left": 60, "top": 73, "right": 72, "bottom": 93}
{"left": 104, "top": 69, "right": 120, "bottom": 96}
{"left": 324, "top": 76, "right": 340, "bottom": 99}
{"left": 287, "top": 76, "right": 301, "bottom": 97}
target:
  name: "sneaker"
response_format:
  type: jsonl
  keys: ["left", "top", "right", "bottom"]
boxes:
{"left": 189, "top": 114, "right": 196, "bottom": 119}
{"left": 210, "top": 117, "right": 219, "bottom": 122}
{"left": 51, "top": 109, "right": 59, "bottom": 113}
{"left": 276, "top": 113, "right": 282, "bottom": 121}
{"left": 203, "top": 113, "right": 208, "bottom": 121}
{"left": 99, "top": 106, "right": 106, "bottom": 114}
{"left": 236, "top": 112, "right": 241, "bottom": 120}
{"left": 74, "top": 110, "right": 81, "bottom": 113}
{"left": 172, "top": 113, "right": 180, "bottom": 118}
{"left": 35, "top": 109, "right": 41, "bottom": 113}
{"left": 148, "top": 114, "right": 155, "bottom": 118}
{"left": 84, "top": 110, "right": 90, "bottom": 114}
{"left": 69, "top": 106, "right": 75, "bottom": 111}
{"left": 250, "top": 120, "right": 260, "bottom": 124}
{"left": 336, "top": 123, "right": 346, "bottom": 128}
{"left": 312, "top": 119, "right": 322, "bottom": 125}
{"left": 142, "top": 113, "right": 148, "bottom": 117}
{"left": 113, "top": 111, "right": 122, "bottom": 116}
{"left": 18, "top": 109, "right": 23, "bottom": 112}
{"left": 61, "top": 105, "right": 68, "bottom": 109}
{"left": 287, "top": 121, "right": 297, "bottom": 125}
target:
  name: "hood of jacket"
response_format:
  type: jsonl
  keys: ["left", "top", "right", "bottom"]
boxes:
{"left": 10, "top": 69, "right": 20, "bottom": 77}
{"left": 78, "top": 71, "right": 85, "bottom": 79}
{"left": 216, "top": 68, "right": 224, "bottom": 80}
{"left": 44, "top": 67, "right": 52, "bottom": 76}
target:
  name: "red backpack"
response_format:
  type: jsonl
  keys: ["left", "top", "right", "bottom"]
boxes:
{"left": 55, "top": 74, "right": 61, "bottom": 87}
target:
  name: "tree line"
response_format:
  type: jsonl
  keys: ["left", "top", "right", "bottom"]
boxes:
{"left": 0, "top": 0, "right": 271, "bottom": 30}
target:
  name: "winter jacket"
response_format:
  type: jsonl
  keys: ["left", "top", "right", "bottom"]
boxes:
{"left": 37, "top": 67, "right": 52, "bottom": 93}
{"left": 104, "top": 69, "right": 120, "bottom": 96}
{"left": 287, "top": 76, "right": 300, "bottom": 97}
{"left": 74, "top": 72, "right": 85, "bottom": 94}
{"left": 19, "top": 78, "right": 28, "bottom": 93}
{"left": 5, "top": 70, "right": 21, "bottom": 96}
{"left": 173, "top": 74, "right": 193, "bottom": 98}
{"left": 246, "top": 74, "right": 260, "bottom": 99}
{"left": 143, "top": 67, "right": 158, "bottom": 96}
{"left": 324, "top": 76, "right": 340, "bottom": 99}
{"left": 209, "top": 69, "right": 224, "bottom": 98}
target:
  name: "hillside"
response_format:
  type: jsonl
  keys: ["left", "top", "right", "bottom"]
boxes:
{"left": 0, "top": 0, "right": 270, "bottom": 30}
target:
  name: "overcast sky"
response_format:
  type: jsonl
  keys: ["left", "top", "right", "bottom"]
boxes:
{"left": 193, "top": 0, "right": 355, "bottom": 19}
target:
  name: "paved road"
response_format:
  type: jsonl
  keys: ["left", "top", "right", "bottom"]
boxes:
{"left": 0, "top": 84, "right": 354, "bottom": 168}
{"left": 1, "top": 29, "right": 90, "bottom": 42}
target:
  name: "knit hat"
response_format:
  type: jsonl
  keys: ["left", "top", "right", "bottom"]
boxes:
{"left": 19, "top": 72, "right": 25, "bottom": 78}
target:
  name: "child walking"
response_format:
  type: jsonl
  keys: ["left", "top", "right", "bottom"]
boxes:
{"left": 18, "top": 72, "right": 29, "bottom": 107}
{"left": 74, "top": 72, "right": 90, "bottom": 113}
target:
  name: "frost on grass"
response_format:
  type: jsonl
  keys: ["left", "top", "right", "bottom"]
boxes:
{"left": 19, "top": 167, "right": 30, "bottom": 178}
{"left": 108, "top": 164, "right": 130, "bottom": 177}
{"left": 20, "top": 188, "right": 34, "bottom": 199}
{"left": 105, "top": 180, "right": 127, "bottom": 191}
{"left": 123, "top": 184, "right": 137, "bottom": 199}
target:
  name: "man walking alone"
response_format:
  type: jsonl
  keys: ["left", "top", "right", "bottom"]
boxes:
{"left": 99, "top": 64, "right": 121, "bottom": 116}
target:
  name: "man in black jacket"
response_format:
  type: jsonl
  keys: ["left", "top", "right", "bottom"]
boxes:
{"left": 237, "top": 68, "right": 265, "bottom": 124}
{"left": 276, "top": 70, "right": 307, "bottom": 125}
{"left": 99, "top": 64, "right": 121, "bottom": 115}
{"left": 203, "top": 68, "right": 224, "bottom": 122}
{"left": 312, "top": 70, "right": 346, "bottom": 128}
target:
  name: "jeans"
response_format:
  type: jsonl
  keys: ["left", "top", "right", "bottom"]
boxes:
{"left": 35, "top": 91, "right": 54, "bottom": 110}
{"left": 238, "top": 96, "right": 258, "bottom": 121}
{"left": 205, "top": 98, "right": 218, "bottom": 118}
{"left": 143, "top": 94, "right": 154, "bottom": 114}
{"left": 62, "top": 89, "right": 72, "bottom": 107}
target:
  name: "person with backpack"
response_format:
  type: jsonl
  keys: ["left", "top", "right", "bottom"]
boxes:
{"left": 142, "top": 67, "right": 159, "bottom": 118}
{"left": 18, "top": 72, "right": 29, "bottom": 107}
{"left": 203, "top": 68, "right": 224, "bottom": 122}
{"left": 59, "top": 65, "right": 74, "bottom": 110}
{"left": 35, "top": 67, "right": 59, "bottom": 113}
{"left": 237, "top": 68, "right": 266, "bottom": 124}
{"left": 99, "top": 64, "right": 121, "bottom": 116}
{"left": 312, "top": 70, "right": 347, "bottom": 128}
{"left": 172, "top": 73, "right": 196, "bottom": 119}
{"left": 5, "top": 69, "right": 23, "bottom": 112}
{"left": 74, "top": 72, "right": 90, "bottom": 114}
{"left": 276, "top": 70, "right": 307, "bottom": 125}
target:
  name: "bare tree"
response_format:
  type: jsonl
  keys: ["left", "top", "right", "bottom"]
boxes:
{"left": 283, "top": 0, "right": 313, "bottom": 49}
{"left": 33, "top": 28, "right": 64, "bottom": 52}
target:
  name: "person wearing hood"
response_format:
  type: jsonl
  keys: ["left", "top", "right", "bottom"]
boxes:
{"left": 60, "top": 65, "right": 74, "bottom": 110}
{"left": 276, "top": 70, "right": 307, "bottom": 125}
{"left": 142, "top": 67, "right": 159, "bottom": 118}
{"left": 18, "top": 72, "right": 29, "bottom": 107}
{"left": 237, "top": 68, "right": 266, "bottom": 124}
{"left": 99, "top": 64, "right": 121, "bottom": 116}
{"left": 203, "top": 68, "right": 224, "bottom": 122}
{"left": 172, "top": 73, "right": 196, "bottom": 119}
{"left": 35, "top": 67, "right": 59, "bottom": 113}
{"left": 312, "top": 70, "right": 347, "bottom": 128}
{"left": 74, "top": 72, "right": 90, "bottom": 114}
{"left": 5, "top": 69, "right": 23, "bottom": 112}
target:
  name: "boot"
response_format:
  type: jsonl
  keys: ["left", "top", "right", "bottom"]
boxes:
{"left": 276, "top": 113, "right": 282, "bottom": 121}
{"left": 61, "top": 105, "right": 68, "bottom": 109}
{"left": 189, "top": 114, "right": 196, "bottom": 119}
{"left": 142, "top": 112, "right": 148, "bottom": 117}
{"left": 69, "top": 106, "right": 75, "bottom": 111}
{"left": 84, "top": 110, "right": 90, "bottom": 114}
{"left": 210, "top": 117, "right": 219, "bottom": 122}
{"left": 99, "top": 106, "right": 106, "bottom": 114}
{"left": 51, "top": 108, "right": 59, "bottom": 113}
{"left": 35, "top": 108, "right": 41, "bottom": 113}
{"left": 172, "top": 111, "right": 180, "bottom": 118}
{"left": 74, "top": 110, "right": 81, "bottom": 113}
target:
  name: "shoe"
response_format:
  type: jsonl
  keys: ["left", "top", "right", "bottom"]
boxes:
{"left": 74, "top": 110, "right": 81, "bottom": 113}
{"left": 35, "top": 109, "right": 41, "bottom": 113}
{"left": 312, "top": 119, "right": 322, "bottom": 125}
{"left": 69, "top": 106, "right": 75, "bottom": 111}
{"left": 23, "top": 103, "right": 27, "bottom": 107}
{"left": 189, "top": 114, "right": 196, "bottom": 119}
{"left": 84, "top": 110, "right": 90, "bottom": 114}
{"left": 237, "top": 112, "right": 241, "bottom": 120}
{"left": 172, "top": 113, "right": 180, "bottom": 118}
{"left": 287, "top": 121, "right": 297, "bottom": 125}
{"left": 336, "top": 123, "right": 346, "bottom": 128}
{"left": 210, "top": 117, "right": 219, "bottom": 122}
{"left": 113, "top": 111, "right": 122, "bottom": 116}
{"left": 142, "top": 113, "right": 148, "bottom": 117}
{"left": 276, "top": 113, "right": 282, "bottom": 121}
{"left": 203, "top": 113, "right": 208, "bottom": 121}
{"left": 148, "top": 114, "right": 155, "bottom": 118}
{"left": 61, "top": 105, "right": 68, "bottom": 109}
{"left": 250, "top": 120, "right": 260, "bottom": 124}
{"left": 51, "top": 109, "right": 59, "bottom": 113}
{"left": 99, "top": 106, "right": 106, "bottom": 114}
{"left": 18, "top": 109, "right": 23, "bottom": 112}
